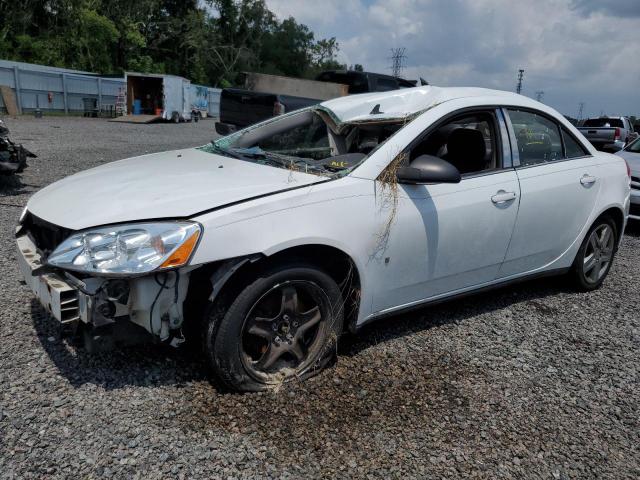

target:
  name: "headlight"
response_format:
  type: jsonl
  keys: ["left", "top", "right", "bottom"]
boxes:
{"left": 47, "top": 222, "right": 201, "bottom": 275}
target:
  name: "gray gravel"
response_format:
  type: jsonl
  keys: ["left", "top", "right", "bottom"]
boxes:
{"left": 1, "top": 115, "right": 639, "bottom": 479}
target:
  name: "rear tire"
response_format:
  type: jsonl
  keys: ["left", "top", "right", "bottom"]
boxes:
{"left": 203, "top": 261, "right": 344, "bottom": 392}
{"left": 570, "top": 216, "right": 617, "bottom": 291}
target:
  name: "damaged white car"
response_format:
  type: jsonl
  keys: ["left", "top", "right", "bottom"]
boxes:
{"left": 17, "top": 86, "right": 631, "bottom": 391}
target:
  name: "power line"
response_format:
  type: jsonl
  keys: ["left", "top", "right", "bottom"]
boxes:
{"left": 535, "top": 91, "right": 544, "bottom": 102}
{"left": 516, "top": 69, "right": 525, "bottom": 94}
{"left": 390, "top": 48, "right": 407, "bottom": 78}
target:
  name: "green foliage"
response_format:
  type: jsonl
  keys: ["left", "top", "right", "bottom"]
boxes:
{"left": 13, "top": 34, "right": 66, "bottom": 67}
{"left": 68, "top": 8, "right": 120, "bottom": 71}
{"left": 0, "top": 0, "right": 350, "bottom": 87}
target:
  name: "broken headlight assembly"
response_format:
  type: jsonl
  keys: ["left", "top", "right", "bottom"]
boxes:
{"left": 47, "top": 222, "right": 201, "bottom": 275}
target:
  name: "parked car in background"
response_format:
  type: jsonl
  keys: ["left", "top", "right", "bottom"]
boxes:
{"left": 215, "top": 70, "right": 422, "bottom": 135}
{"left": 577, "top": 116, "right": 637, "bottom": 152}
{"left": 616, "top": 137, "right": 640, "bottom": 220}
{"left": 17, "top": 87, "right": 630, "bottom": 392}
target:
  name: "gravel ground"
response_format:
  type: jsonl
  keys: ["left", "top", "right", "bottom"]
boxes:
{"left": 1, "top": 116, "right": 639, "bottom": 479}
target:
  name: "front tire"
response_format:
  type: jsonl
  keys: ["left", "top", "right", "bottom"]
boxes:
{"left": 570, "top": 216, "right": 617, "bottom": 291}
{"left": 204, "top": 262, "right": 344, "bottom": 392}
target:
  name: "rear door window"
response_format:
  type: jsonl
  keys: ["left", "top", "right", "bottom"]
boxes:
{"left": 507, "top": 109, "right": 563, "bottom": 166}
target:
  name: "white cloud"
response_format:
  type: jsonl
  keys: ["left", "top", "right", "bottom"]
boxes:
{"left": 265, "top": 0, "right": 640, "bottom": 116}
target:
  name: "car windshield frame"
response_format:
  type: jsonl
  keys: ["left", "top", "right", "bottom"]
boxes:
{"left": 201, "top": 107, "right": 410, "bottom": 178}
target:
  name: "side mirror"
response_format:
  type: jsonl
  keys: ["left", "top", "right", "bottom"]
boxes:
{"left": 396, "top": 154, "right": 461, "bottom": 184}
{"left": 215, "top": 122, "right": 236, "bottom": 136}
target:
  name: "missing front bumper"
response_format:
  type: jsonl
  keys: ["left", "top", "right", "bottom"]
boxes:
{"left": 17, "top": 234, "right": 85, "bottom": 325}
{"left": 16, "top": 233, "right": 121, "bottom": 330}
{"left": 17, "top": 231, "right": 192, "bottom": 346}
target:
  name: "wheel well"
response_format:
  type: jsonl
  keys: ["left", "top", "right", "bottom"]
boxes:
{"left": 596, "top": 207, "right": 624, "bottom": 244}
{"left": 184, "top": 245, "right": 362, "bottom": 335}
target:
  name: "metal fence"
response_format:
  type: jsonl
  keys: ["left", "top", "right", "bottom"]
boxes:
{"left": 0, "top": 60, "right": 220, "bottom": 117}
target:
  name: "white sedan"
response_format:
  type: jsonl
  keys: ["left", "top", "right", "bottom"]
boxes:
{"left": 615, "top": 137, "right": 640, "bottom": 220}
{"left": 17, "top": 86, "right": 631, "bottom": 391}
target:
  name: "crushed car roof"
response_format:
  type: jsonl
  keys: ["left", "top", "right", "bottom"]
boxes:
{"left": 318, "top": 86, "right": 526, "bottom": 124}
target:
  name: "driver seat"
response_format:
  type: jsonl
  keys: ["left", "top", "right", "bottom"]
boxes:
{"left": 444, "top": 128, "right": 487, "bottom": 174}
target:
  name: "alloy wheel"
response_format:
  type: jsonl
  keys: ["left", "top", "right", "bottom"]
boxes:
{"left": 582, "top": 224, "right": 614, "bottom": 284}
{"left": 240, "top": 280, "right": 328, "bottom": 381}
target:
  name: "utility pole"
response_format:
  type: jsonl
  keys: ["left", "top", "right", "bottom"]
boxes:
{"left": 535, "top": 91, "right": 544, "bottom": 102}
{"left": 390, "top": 48, "right": 407, "bottom": 78}
{"left": 578, "top": 102, "right": 585, "bottom": 120}
{"left": 516, "top": 69, "right": 525, "bottom": 94}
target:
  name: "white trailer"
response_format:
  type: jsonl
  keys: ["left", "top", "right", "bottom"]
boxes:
{"left": 123, "top": 72, "right": 193, "bottom": 122}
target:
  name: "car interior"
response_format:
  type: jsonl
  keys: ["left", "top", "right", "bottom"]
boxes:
{"left": 409, "top": 112, "right": 499, "bottom": 175}
{"left": 507, "top": 110, "right": 563, "bottom": 166}
{"left": 227, "top": 110, "right": 404, "bottom": 172}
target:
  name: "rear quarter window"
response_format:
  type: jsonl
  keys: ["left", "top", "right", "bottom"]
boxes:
{"left": 562, "top": 129, "right": 590, "bottom": 158}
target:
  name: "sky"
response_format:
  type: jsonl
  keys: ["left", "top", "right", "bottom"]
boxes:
{"left": 264, "top": 0, "right": 640, "bottom": 118}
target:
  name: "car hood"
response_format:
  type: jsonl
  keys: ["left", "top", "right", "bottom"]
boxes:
{"left": 615, "top": 150, "right": 640, "bottom": 176}
{"left": 27, "top": 147, "right": 327, "bottom": 230}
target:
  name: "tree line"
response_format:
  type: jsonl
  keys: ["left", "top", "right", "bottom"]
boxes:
{"left": 0, "top": 0, "right": 346, "bottom": 87}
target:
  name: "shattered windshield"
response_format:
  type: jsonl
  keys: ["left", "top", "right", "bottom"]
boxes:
{"left": 201, "top": 109, "right": 404, "bottom": 177}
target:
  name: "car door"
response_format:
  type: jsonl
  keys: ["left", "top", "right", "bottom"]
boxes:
{"left": 498, "top": 108, "right": 601, "bottom": 278}
{"left": 372, "top": 109, "right": 520, "bottom": 313}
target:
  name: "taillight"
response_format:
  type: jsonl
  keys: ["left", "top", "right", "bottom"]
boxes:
{"left": 614, "top": 127, "right": 621, "bottom": 140}
{"left": 273, "top": 101, "right": 285, "bottom": 116}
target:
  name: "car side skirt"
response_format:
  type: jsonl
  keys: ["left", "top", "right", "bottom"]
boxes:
{"left": 356, "top": 267, "right": 570, "bottom": 330}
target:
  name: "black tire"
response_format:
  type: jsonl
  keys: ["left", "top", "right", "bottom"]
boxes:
{"left": 570, "top": 216, "right": 617, "bottom": 291}
{"left": 204, "top": 261, "right": 344, "bottom": 392}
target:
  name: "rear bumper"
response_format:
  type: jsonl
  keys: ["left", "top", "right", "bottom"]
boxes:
{"left": 590, "top": 140, "right": 626, "bottom": 152}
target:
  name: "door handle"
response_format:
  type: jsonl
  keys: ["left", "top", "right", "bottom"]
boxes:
{"left": 580, "top": 174, "right": 597, "bottom": 186}
{"left": 491, "top": 190, "right": 517, "bottom": 204}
